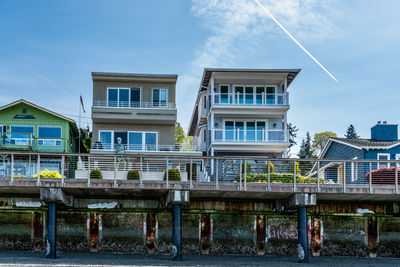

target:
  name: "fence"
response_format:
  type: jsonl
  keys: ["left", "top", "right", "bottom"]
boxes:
{"left": 0, "top": 151, "right": 399, "bottom": 194}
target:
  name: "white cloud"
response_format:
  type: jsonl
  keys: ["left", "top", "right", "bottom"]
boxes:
{"left": 177, "top": 0, "right": 338, "bottom": 130}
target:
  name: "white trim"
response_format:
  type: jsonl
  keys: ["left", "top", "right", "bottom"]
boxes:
{"left": 351, "top": 156, "right": 357, "bottom": 182}
{"left": 98, "top": 130, "right": 114, "bottom": 151}
{"left": 10, "top": 125, "right": 34, "bottom": 146}
{"left": 106, "top": 87, "right": 131, "bottom": 107}
{"left": 377, "top": 153, "right": 390, "bottom": 168}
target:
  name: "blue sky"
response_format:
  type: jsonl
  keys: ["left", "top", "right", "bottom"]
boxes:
{"left": 1, "top": 0, "right": 400, "bottom": 154}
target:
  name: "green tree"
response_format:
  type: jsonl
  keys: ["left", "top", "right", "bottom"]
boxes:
{"left": 175, "top": 122, "right": 185, "bottom": 145}
{"left": 345, "top": 124, "right": 360, "bottom": 139}
{"left": 78, "top": 126, "right": 92, "bottom": 153}
{"left": 287, "top": 123, "right": 298, "bottom": 157}
{"left": 312, "top": 131, "right": 337, "bottom": 154}
{"left": 297, "top": 132, "right": 316, "bottom": 159}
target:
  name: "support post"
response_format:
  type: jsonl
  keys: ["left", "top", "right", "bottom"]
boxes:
{"left": 189, "top": 158, "right": 193, "bottom": 189}
{"left": 87, "top": 156, "right": 91, "bottom": 187}
{"left": 369, "top": 162, "right": 372, "bottom": 194}
{"left": 293, "top": 161, "right": 297, "bottom": 192}
{"left": 166, "top": 158, "right": 169, "bottom": 188}
{"left": 140, "top": 156, "right": 143, "bottom": 187}
{"left": 395, "top": 160, "right": 398, "bottom": 194}
{"left": 267, "top": 160, "right": 271, "bottom": 191}
{"left": 46, "top": 201, "right": 57, "bottom": 259}
{"left": 89, "top": 213, "right": 99, "bottom": 253}
{"left": 215, "top": 159, "right": 219, "bottom": 190}
{"left": 244, "top": 159, "right": 247, "bottom": 190}
{"left": 36, "top": 154, "right": 41, "bottom": 186}
{"left": 113, "top": 156, "right": 117, "bottom": 188}
{"left": 343, "top": 161, "right": 346, "bottom": 193}
{"left": 10, "top": 153, "right": 14, "bottom": 184}
{"left": 239, "top": 159, "right": 243, "bottom": 190}
{"left": 200, "top": 214, "right": 211, "bottom": 255}
{"left": 317, "top": 161, "right": 320, "bottom": 192}
{"left": 367, "top": 216, "right": 378, "bottom": 258}
{"left": 61, "top": 155, "right": 65, "bottom": 186}
{"left": 298, "top": 206, "right": 308, "bottom": 263}
{"left": 311, "top": 217, "right": 322, "bottom": 257}
{"left": 173, "top": 204, "right": 182, "bottom": 261}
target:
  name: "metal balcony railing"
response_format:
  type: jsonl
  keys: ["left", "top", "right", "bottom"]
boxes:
{"left": 90, "top": 143, "right": 200, "bottom": 152}
{"left": 0, "top": 151, "right": 399, "bottom": 195}
{"left": 212, "top": 129, "right": 288, "bottom": 143}
{"left": 213, "top": 92, "right": 288, "bottom": 106}
{"left": 92, "top": 100, "right": 176, "bottom": 109}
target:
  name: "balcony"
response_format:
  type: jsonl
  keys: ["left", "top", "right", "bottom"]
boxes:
{"left": 212, "top": 129, "right": 288, "bottom": 143}
{"left": 92, "top": 100, "right": 176, "bottom": 109}
{"left": 92, "top": 100, "right": 177, "bottom": 124}
{"left": 91, "top": 143, "right": 200, "bottom": 153}
{"left": 0, "top": 133, "right": 67, "bottom": 152}
{"left": 213, "top": 92, "right": 288, "bottom": 106}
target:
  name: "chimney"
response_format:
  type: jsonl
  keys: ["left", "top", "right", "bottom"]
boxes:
{"left": 371, "top": 122, "right": 398, "bottom": 141}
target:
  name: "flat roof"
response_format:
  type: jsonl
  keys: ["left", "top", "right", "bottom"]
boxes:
{"left": 199, "top": 68, "right": 301, "bottom": 92}
{"left": 92, "top": 72, "right": 178, "bottom": 79}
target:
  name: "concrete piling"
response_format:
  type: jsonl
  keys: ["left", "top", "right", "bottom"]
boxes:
{"left": 311, "top": 217, "right": 322, "bottom": 257}
{"left": 146, "top": 212, "right": 157, "bottom": 253}
{"left": 172, "top": 204, "right": 182, "bottom": 261}
{"left": 298, "top": 206, "right": 308, "bottom": 263}
{"left": 200, "top": 214, "right": 211, "bottom": 254}
{"left": 89, "top": 213, "right": 99, "bottom": 252}
{"left": 46, "top": 201, "right": 57, "bottom": 259}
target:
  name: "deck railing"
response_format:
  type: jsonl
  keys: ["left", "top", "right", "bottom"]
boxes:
{"left": 213, "top": 92, "right": 288, "bottom": 106}
{"left": 212, "top": 129, "right": 288, "bottom": 143}
{"left": 0, "top": 151, "right": 399, "bottom": 194}
{"left": 92, "top": 100, "right": 176, "bottom": 109}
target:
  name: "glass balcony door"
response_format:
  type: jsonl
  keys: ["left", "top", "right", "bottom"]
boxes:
{"left": 130, "top": 88, "right": 141, "bottom": 108}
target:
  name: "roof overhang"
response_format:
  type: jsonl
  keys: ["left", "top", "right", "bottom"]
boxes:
{"left": 0, "top": 99, "right": 76, "bottom": 124}
{"left": 91, "top": 72, "right": 178, "bottom": 83}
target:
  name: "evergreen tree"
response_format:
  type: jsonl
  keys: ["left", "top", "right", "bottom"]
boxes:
{"left": 287, "top": 123, "right": 298, "bottom": 149}
{"left": 175, "top": 122, "right": 185, "bottom": 145}
{"left": 345, "top": 124, "right": 360, "bottom": 139}
{"left": 297, "top": 132, "right": 315, "bottom": 159}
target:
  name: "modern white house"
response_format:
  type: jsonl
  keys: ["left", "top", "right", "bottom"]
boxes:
{"left": 188, "top": 68, "right": 301, "bottom": 179}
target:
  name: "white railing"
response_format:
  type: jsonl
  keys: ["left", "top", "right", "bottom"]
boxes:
{"left": 1, "top": 151, "right": 400, "bottom": 195}
{"left": 212, "top": 129, "right": 288, "bottom": 143}
{"left": 91, "top": 143, "right": 200, "bottom": 152}
{"left": 92, "top": 100, "right": 176, "bottom": 109}
{"left": 213, "top": 92, "right": 288, "bottom": 106}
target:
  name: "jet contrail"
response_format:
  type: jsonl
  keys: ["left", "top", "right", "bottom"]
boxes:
{"left": 254, "top": 0, "right": 338, "bottom": 82}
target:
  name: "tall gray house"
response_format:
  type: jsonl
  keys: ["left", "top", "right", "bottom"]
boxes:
{"left": 91, "top": 72, "right": 180, "bottom": 153}
{"left": 188, "top": 68, "right": 300, "bottom": 178}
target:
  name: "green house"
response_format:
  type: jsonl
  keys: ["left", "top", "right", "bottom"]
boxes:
{"left": 0, "top": 99, "right": 79, "bottom": 153}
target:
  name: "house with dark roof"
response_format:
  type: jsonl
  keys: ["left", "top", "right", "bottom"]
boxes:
{"left": 317, "top": 122, "right": 400, "bottom": 184}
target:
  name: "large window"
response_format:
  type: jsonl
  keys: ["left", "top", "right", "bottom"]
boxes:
{"left": 99, "top": 131, "right": 112, "bottom": 150}
{"left": 152, "top": 89, "right": 168, "bottom": 107}
{"left": 37, "top": 126, "right": 62, "bottom": 146}
{"left": 128, "top": 131, "right": 158, "bottom": 151}
{"left": 108, "top": 88, "right": 141, "bottom": 108}
{"left": 223, "top": 120, "right": 268, "bottom": 142}
{"left": 10, "top": 125, "right": 34, "bottom": 145}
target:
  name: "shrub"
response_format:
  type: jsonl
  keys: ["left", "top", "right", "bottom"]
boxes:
{"left": 33, "top": 169, "right": 62, "bottom": 179}
{"left": 90, "top": 169, "right": 102, "bottom": 179}
{"left": 164, "top": 168, "right": 181, "bottom": 181}
{"left": 127, "top": 170, "right": 140, "bottom": 180}
{"left": 14, "top": 174, "right": 26, "bottom": 178}
{"left": 290, "top": 161, "right": 302, "bottom": 174}
{"left": 238, "top": 173, "right": 324, "bottom": 184}
{"left": 266, "top": 161, "right": 274, "bottom": 173}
